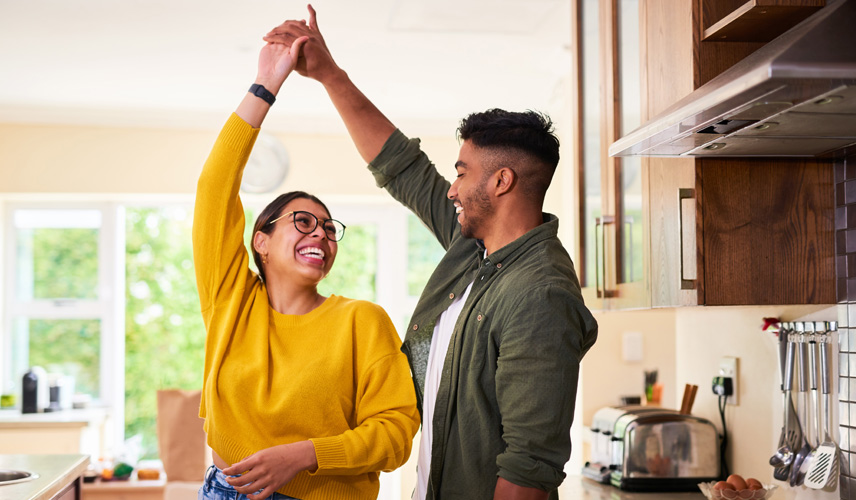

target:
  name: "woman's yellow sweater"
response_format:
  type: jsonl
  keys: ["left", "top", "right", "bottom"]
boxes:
{"left": 192, "top": 113, "right": 420, "bottom": 500}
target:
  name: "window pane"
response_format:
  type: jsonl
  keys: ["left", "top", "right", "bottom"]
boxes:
{"left": 16, "top": 226, "right": 99, "bottom": 300}
{"left": 12, "top": 318, "right": 101, "bottom": 399}
{"left": 618, "top": 0, "right": 644, "bottom": 285}
{"left": 582, "top": 0, "right": 602, "bottom": 288}
{"left": 318, "top": 224, "right": 377, "bottom": 301}
{"left": 407, "top": 214, "right": 445, "bottom": 296}
{"left": 125, "top": 206, "right": 205, "bottom": 459}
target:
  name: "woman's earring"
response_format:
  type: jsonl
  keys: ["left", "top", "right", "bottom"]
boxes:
{"left": 262, "top": 254, "right": 268, "bottom": 264}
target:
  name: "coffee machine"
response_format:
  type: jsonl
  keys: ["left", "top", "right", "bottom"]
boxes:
{"left": 22, "top": 366, "right": 49, "bottom": 413}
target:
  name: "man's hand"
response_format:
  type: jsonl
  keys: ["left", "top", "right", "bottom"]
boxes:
{"left": 264, "top": 4, "right": 341, "bottom": 84}
{"left": 494, "top": 477, "right": 550, "bottom": 500}
{"left": 222, "top": 441, "right": 318, "bottom": 500}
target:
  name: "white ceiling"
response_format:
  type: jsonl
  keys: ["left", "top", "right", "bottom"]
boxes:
{"left": 0, "top": 0, "right": 572, "bottom": 136}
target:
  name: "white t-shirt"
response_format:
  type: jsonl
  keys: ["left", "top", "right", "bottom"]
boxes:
{"left": 413, "top": 281, "right": 474, "bottom": 500}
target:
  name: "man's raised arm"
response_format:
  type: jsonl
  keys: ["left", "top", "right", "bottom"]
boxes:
{"left": 264, "top": 4, "right": 396, "bottom": 163}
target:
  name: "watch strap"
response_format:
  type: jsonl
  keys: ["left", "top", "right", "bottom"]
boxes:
{"left": 248, "top": 84, "right": 276, "bottom": 106}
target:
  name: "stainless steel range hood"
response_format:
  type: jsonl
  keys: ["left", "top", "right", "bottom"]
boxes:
{"left": 610, "top": 0, "right": 856, "bottom": 158}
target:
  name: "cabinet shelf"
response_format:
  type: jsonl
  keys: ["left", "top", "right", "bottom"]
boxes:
{"left": 702, "top": 0, "right": 824, "bottom": 43}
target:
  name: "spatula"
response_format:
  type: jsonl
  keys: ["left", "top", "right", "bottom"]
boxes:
{"left": 805, "top": 334, "right": 839, "bottom": 490}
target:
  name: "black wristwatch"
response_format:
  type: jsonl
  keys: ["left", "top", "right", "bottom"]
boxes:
{"left": 248, "top": 84, "right": 276, "bottom": 106}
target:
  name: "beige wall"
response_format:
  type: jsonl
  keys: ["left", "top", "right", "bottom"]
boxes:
{"left": 582, "top": 308, "right": 679, "bottom": 424}
{"left": 0, "top": 122, "right": 461, "bottom": 196}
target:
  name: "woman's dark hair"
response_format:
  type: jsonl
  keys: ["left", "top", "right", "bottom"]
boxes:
{"left": 251, "top": 191, "right": 332, "bottom": 283}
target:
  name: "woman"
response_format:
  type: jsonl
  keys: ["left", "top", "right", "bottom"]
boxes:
{"left": 192, "top": 34, "right": 419, "bottom": 500}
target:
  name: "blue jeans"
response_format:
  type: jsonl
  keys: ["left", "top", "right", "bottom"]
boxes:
{"left": 198, "top": 465, "right": 301, "bottom": 500}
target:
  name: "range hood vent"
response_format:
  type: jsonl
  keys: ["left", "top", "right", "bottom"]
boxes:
{"left": 610, "top": 0, "right": 856, "bottom": 158}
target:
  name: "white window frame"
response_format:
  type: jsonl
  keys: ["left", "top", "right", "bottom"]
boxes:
{"left": 2, "top": 201, "right": 125, "bottom": 451}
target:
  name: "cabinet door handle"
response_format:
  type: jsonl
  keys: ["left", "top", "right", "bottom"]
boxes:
{"left": 595, "top": 215, "right": 617, "bottom": 298}
{"left": 678, "top": 188, "right": 696, "bottom": 290}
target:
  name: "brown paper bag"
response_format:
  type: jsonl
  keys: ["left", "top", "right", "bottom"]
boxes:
{"left": 157, "top": 389, "right": 208, "bottom": 481}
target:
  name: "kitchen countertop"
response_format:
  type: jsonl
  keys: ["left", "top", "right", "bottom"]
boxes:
{"left": 0, "top": 454, "right": 89, "bottom": 500}
{"left": 0, "top": 408, "right": 107, "bottom": 428}
{"left": 566, "top": 475, "right": 706, "bottom": 499}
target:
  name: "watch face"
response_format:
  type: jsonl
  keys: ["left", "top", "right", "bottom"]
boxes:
{"left": 241, "top": 133, "right": 290, "bottom": 194}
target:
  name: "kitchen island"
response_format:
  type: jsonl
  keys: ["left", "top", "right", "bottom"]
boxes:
{"left": 0, "top": 408, "right": 109, "bottom": 457}
{"left": 0, "top": 454, "right": 89, "bottom": 500}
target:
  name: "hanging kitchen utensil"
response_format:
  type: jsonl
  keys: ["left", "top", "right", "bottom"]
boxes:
{"left": 771, "top": 324, "right": 801, "bottom": 481}
{"left": 806, "top": 333, "right": 839, "bottom": 490}
{"left": 770, "top": 326, "right": 800, "bottom": 477}
{"left": 795, "top": 329, "right": 820, "bottom": 486}
{"left": 789, "top": 331, "right": 813, "bottom": 486}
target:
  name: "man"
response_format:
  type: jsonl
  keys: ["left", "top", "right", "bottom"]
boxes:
{"left": 264, "top": 7, "right": 598, "bottom": 499}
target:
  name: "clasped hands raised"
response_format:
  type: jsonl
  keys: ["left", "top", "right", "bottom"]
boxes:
{"left": 263, "top": 4, "right": 342, "bottom": 85}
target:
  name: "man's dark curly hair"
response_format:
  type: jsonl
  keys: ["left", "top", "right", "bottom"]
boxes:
{"left": 457, "top": 109, "right": 560, "bottom": 199}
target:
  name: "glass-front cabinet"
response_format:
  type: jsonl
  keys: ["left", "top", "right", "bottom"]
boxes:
{"left": 574, "top": 0, "right": 647, "bottom": 310}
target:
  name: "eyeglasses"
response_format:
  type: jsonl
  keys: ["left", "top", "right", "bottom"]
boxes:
{"left": 267, "top": 210, "right": 346, "bottom": 242}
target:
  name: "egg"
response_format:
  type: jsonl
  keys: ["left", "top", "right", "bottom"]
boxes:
{"left": 713, "top": 480, "right": 736, "bottom": 490}
{"left": 746, "top": 477, "right": 764, "bottom": 490}
{"left": 726, "top": 474, "right": 748, "bottom": 490}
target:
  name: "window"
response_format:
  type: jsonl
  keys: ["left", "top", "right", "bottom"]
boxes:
{"left": 124, "top": 205, "right": 204, "bottom": 455}
{"left": 3, "top": 204, "right": 125, "bottom": 447}
{"left": 3, "top": 199, "right": 444, "bottom": 461}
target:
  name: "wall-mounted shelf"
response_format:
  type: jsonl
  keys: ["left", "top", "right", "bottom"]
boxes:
{"left": 702, "top": 0, "right": 825, "bottom": 42}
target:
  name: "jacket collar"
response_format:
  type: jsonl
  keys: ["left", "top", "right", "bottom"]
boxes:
{"left": 475, "top": 213, "right": 559, "bottom": 264}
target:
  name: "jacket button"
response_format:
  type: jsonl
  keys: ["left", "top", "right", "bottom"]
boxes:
{"left": 477, "top": 314, "right": 483, "bottom": 321}
{"left": 412, "top": 324, "right": 418, "bottom": 331}
{"left": 449, "top": 293, "right": 455, "bottom": 299}
{"left": 496, "top": 263, "right": 502, "bottom": 269}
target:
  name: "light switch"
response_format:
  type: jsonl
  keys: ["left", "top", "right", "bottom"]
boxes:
{"left": 622, "top": 331, "right": 643, "bottom": 362}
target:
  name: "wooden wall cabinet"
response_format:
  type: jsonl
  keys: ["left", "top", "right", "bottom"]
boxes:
{"left": 573, "top": 0, "right": 834, "bottom": 309}
{"left": 643, "top": 0, "right": 835, "bottom": 307}
{"left": 573, "top": 0, "right": 649, "bottom": 311}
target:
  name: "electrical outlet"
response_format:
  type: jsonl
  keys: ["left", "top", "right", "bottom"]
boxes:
{"left": 719, "top": 356, "right": 739, "bottom": 405}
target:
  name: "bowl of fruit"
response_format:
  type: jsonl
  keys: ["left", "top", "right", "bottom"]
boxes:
{"left": 698, "top": 474, "right": 778, "bottom": 500}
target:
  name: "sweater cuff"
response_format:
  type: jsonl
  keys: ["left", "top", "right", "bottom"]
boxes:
{"left": 308, "top": 435, "right": 348, "bottom": 473}
{"left": 219, "top": 113, "right": 260, "bottom": 153}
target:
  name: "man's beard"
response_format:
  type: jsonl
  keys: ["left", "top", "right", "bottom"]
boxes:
{"left": 459, "top": 183, "right": 492, "bottom": 239}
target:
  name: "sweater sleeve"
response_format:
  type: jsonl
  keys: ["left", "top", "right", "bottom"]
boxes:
{"left": 192, "top": 113, "right": 259, "bottom": 313}
{"left": 309, "top": 304, "right": 420, "bottom": 475}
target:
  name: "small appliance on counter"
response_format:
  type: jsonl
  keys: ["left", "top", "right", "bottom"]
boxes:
{"left": 45, "top": 373, "right": 75, "bottom": 412}
{"left": 22, "top": 366, "right": 49, "bottom": 414}
{"left": 584, "top": 405, "right": 721, "bottom": 492}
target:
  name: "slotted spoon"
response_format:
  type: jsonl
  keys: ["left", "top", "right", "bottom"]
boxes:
{"left": 770, "top": 327, "right": 801, "bottom": 480}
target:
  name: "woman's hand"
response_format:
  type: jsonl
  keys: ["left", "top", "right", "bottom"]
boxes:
{"left": 254, "top": 35, "right": 309, "bottom": 96}
{"left": 234, "top": 32, "right": 308, "bottom": 127}
{"left": 222, "top": 441, "right": 318, "bottom": 500}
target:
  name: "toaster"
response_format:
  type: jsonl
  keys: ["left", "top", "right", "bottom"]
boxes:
{"left": 583, "top": 406, "right": 721, "bottom": 492}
